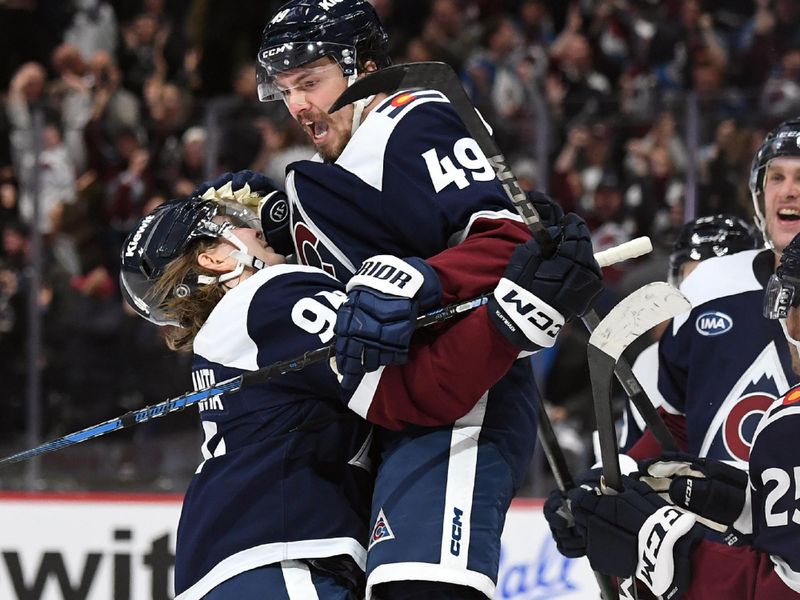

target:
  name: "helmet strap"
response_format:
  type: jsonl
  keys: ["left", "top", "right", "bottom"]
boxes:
{"left": 200, "top": 229, "right": 268, "bottom": 287}
{"left": 348, "top": 73, "right": 374, "bottom": 135}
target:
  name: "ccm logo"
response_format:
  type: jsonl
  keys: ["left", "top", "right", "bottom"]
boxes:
{"left": 450, "top": 507, "right": 464, "bottom": 556}
{"left": 695, "top": 311, "right": 733, "bottom": 336}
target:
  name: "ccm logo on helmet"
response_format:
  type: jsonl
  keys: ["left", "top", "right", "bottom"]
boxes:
{"left": 695, "top": 311, "right": 733, "bottom": 336}
{"left": 125, "top": 214, "right": 156, "bottom": 258}
{"left": 262, "top": 43, "right": 292, "bottom": 59}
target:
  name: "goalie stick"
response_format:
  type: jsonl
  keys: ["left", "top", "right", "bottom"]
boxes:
{"left": 0, "top": 240, "right": 643, "bottom": 467}
{"left": 331, "top": 61, "right": 679, "bottom": 454}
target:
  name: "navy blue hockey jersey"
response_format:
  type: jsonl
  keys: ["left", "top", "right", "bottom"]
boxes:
{"left": 174, "top": 265, "right": 372, "bottom": 600}
{"left": 656, "top": 249, "right": 800, "bottom": 467}
{"left": 174, "top": 264, "right": 523, "bottom": 599}
{"left": 749, "top": 386, "right": 800, "bottom": 585}
{"left": 284, "top": 89, "right": 538, "bottom": 484}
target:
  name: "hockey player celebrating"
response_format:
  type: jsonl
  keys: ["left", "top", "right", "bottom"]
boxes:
{"left": 119, "top": 195, "right": 600, "bottom": 600}
{"left": 620, "top": 214, "right": 761, "bottom": 451}
{"left": 546, "top": 232, "right": 800, "bottom": 600}
{"left": 190, "top": 1, "right": 605, "bottom": 598}
{"left": 626, "top": 119, "right": 800, "bottom": 466}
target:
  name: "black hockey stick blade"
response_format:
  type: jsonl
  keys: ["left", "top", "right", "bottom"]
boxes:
{"left": 329, "top": 62, "right": 452, "bottom": 114}
{"left": 588, "top": 282, "right": 691, "bottom": 492}
{"left": 0, "top": 293, "right": 490, "bottom": 466}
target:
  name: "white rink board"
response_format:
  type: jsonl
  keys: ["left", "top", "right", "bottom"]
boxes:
{"left": 0, "top": 494, "right": 600, "bottom": 600}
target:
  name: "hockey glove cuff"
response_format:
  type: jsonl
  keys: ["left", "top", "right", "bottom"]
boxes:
{"left": 638, "top": 452, "right": 752, "bottom": 541}
{"left": 335, "top": 256, "right": 442, "bottom": 391}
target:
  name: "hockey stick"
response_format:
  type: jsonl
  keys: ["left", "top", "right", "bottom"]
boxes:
{"left": 587, "top": 282, "right": 691, "bottom": 493}
{"left": 333, "top": 62, "right": 630, "bottom": 600}
{"left": 332, "top": 61, "right": 678, "bottom": 453}
{"left": 587, "top": 282, "right": 690, "bottom": 600}
{"left": 0, "top": 241, "right": 642, "bottom": 467}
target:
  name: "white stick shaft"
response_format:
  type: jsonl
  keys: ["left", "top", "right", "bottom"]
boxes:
{"left": 594, "top": 236, "right": 652, "bottom": 268}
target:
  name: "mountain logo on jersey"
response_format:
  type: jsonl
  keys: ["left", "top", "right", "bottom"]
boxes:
{"left": 369, "top": 508, "right": 395, "bottom": 549}
{"left": 701, "top": 342, "right": 789, "bottom": 464}
{"left": 695, "top": 311, "right": 733, "bottom": 336}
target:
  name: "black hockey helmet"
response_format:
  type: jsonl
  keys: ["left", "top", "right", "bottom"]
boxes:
{"left": 120, "top": 197, "right": 262, "bottom": 326}
{"left": 257, "top": 0, "right": 389, "bottom": 101}
{"left": 765, "top": 232, "right": 800, "bottom": 319}
{"left": 668, "top": 214, "right": 760, "bottom": 286}
{"left": 749, "top": 117, "right": 800, "bottom": 246}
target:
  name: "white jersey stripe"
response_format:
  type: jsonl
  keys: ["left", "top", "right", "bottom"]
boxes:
{"left": 281, "top": 560, "right": 320, "bottom": 600}
{"left": 439, "top": 393, "right": 487, "bottom": 570}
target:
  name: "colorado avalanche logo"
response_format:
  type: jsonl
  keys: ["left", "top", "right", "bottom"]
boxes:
{"left": 294, "top": 221, "right": 337, "bottom": 276}
{"left": 701, "top": 342, "right": 790, "bottom": 464}
{"left": 695, "top": 311, "right": 733, "bottom": 336}
{"left": 368, "top": 508, "right": 395, "bottom": 550}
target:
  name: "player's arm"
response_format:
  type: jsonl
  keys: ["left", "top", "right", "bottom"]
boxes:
{"left": 339, "top": 232, "right": 603, "bottom": 429}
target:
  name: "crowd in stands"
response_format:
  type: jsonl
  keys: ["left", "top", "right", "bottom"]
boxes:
{"left": 1, "top": 0, "right": 798, "bottom": 492}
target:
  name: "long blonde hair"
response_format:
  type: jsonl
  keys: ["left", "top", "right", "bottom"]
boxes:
{"left": 148, "top": 238, "right": 228, "bottom": 351}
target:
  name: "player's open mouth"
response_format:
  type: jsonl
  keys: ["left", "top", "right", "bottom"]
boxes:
{"left": 303, "top": 120, "right": 329, "bottom": 141}
{"left": 778, "top": 208, "right": 800, "bottom": 223}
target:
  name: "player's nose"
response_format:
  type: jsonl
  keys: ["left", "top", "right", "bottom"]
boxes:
{"left": 284, "top": 90, "right": 309, "bottom": 116}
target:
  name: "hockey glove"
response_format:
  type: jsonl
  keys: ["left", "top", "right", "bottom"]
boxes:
{"left": 488, "top": 213, "right": 603, "bottom": 351}
{"left": 195, "top": 169, "right": 293, "bottom": 255}
{"left": 568, "top": 475, "right": 701, "bottom": 600}
{"left": 527, "top": 190, "right": 564, "bottom": 228}
{"left": 638, "top": 452, "right": 752, "bottom": 542}
{"left": 334, "top": 255, "right": 442, "bottom": 391}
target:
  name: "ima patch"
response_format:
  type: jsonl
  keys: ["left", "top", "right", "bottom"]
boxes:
{"left": 695, "top": 311, "right": 733, "bottom": 336}
{"left": 783, "top": 386, "right": 800, "bottom": 406}
{"left": 368, "top": 508, "right": 395, "bottom": 550}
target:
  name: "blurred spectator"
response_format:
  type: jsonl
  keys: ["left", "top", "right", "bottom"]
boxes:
{"left": 552, "top": 122, "right": 615, "bottom": 215}
{"left": 548, "top": 5, "right": 612, "bottom": 124}
{"left": 420, "top": 0, "right": 482, "bottom": 72}
{"left": 697, "top": 118, "right": 754, "bottom": 217}
{"left": 737, "top": 0, "right": 800, "bottom": 89}
{"left": 118, "top": 12, "right": 169, "bottom": 99}
{"left": 625, "top": 145, "right": 686, "bottom": 240}
{"left": 171, "top": 126, "right": 206, "bottom": 198}
{"left": 624, "top": 111, "right": 687, "bottom": 179}
{"left": 49, "top": 43, "right": 93, "bottom": 173}
{"left": 759, "top": 46, "right": 800, "bottom": 120}
{"left": 462, "top": 16, "right": 527, "bottom": 149}
{"left": 63, "top": 0, "right": 118, "bottom": 61}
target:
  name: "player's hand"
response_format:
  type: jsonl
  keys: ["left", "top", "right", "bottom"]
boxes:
{"left": 568, "top": 475, "right": 700, "bottom": 600}
{"left": 194, "top": 170, "right": 293, "bottom": 254}
{"left": 637, "top": 452, "right": 751, "bottom": 541}
{"left": 334, "top": 255, "right": 442, "bottom": 391}
{"left": 488, "top": 213, "right": 603, "bottom": 351}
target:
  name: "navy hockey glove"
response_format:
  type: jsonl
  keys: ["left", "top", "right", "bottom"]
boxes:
{"left": 195, "top": 169, "right": 293, "bottom": 255}
{"left": 488, "top": 213, "right": 603, "bottom": 351}
{"left": 638, "top": 452, "right": 752, "bottom": 543}
{"left": 334, "top": 255, "right": 442, "bottom": 391}
{"left": 527, "top": 190, "right": 564, "bottom": 228}
{"left": 568, "top": 475, "right": 701, "bottom": 600}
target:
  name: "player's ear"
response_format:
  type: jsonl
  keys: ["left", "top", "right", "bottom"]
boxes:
{"left": 362, "top": 60, "right": 378, "bottom": 73}
{"left": 197, "top": 246, "right": 231, "bottom": 273}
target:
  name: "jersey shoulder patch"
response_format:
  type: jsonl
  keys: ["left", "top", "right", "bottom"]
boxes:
{"left": 335, "top": 89, "right": 450, "bottom": 191}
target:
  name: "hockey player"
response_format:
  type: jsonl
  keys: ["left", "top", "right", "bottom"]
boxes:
{"left": 119, "top": 195, "right": 599, "bottom": 600}
{"left": 625, "top": 119, "right": 800, "bottom": 466}
{"left": 221, "top": 1, "right": 605, "bottom": 598}
{"left": 546, "top": 232, "right": 800, "bottom": 600}
{"left": 620, "top": 214, "right": 760, "bottom": 451}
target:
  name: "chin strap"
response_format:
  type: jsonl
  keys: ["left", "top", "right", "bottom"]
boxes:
{"left": 348, "top": 73, "right": 374, "bottom": 136}
{"left": 780, "top": 318, "right": 800, "bottom": 351}
{"left": 196, "top": 227, "right": 267, "bottom": 287}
